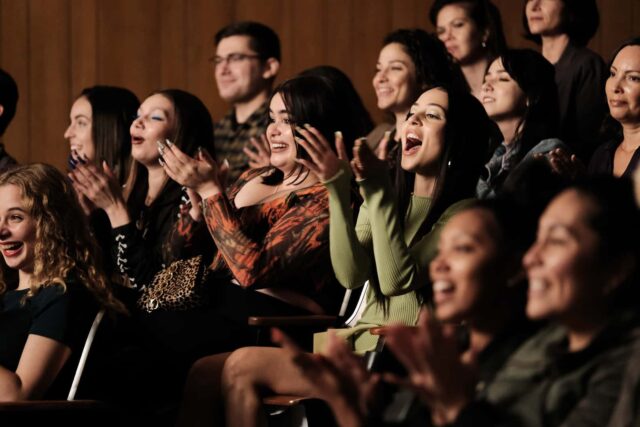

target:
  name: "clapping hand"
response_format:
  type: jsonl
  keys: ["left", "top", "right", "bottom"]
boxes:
{"left": 293, "top": 124, "right": 350, "bottom": 182}
{"left": 350, "top": 132, "right": 391, "bottom": 181}
{"left": 159, "top": 140, "right": 229, "bottom": 200}
{"left": 244, "top": 134, "right": 271, "bottom": 169}
{"left": 384, "top": 309, "right": 475, "bottom": 426}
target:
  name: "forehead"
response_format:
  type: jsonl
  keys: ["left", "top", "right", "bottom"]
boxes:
{"left": 0, "top": 184, "right": 25, "bottom": 206}
{"left": 488, "top": 57, "right": 505, "bottom": 72}
{"left": 269, "top": 92, "right": 286, "bottom": 112}
{"left": 613, "top": 45, "right": 640, "bottom": 69}
{"left": 379, "top": 42, "right": 412, "bottom": 63}
{"left": 415, "top": 87, "right": 449, "bottom": 109}
{"left": 140, "top": 94, "right": 174, "bottom": 112}
{"left": 71, "top": 96, "right": 92, "bottom": 116}
{"left": 216, "top": 35, "right": 254, "bottom": 54}
{"left": 541, "top": 190, "right": 594, "bottom": 230}
{"left": 437, "top": 3, "right": 472, "bottom": 22}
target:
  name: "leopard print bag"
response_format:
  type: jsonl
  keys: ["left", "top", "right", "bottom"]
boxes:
{"left": 137, "top": 255, "right": 211, "bottom": 313}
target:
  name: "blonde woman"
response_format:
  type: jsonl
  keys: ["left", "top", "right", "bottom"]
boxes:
{"left": 0, "top": 163, "right": 125, "bottom": 401}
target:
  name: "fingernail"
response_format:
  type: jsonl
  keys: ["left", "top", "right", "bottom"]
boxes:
{"left": 335, "top": 131, "right": 343, "bottom": 139}
{"left": 165, "top": 139, "right": 173, "bottom": 147}
{"left": 303, "top": 123, "right": 311, "bottom": 129}
{"left": 294, "top": 136, "right": 304, "bottom": 143}
{"left": 158, "top": 157, "right": 165, "bottom": 167}
{"left": 197, "top": 146, "right": 203, "bottom": 155}
{"left": 384, "top": 130, "right": 391, "bottom": 138}
{"left": 156, "top": 140, "right": 166, "bottom": 149}
{"left": 223, "top": 159, "right": 230, "bottom": 168}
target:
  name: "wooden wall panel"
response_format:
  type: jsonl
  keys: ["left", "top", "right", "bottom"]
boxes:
{"left": 0, "top": 0, "right": 637, "bottom": 169}
{"left": 70, "top": 0, "right": 97, "bottom": 98}
{"left": 185, "top": 0, "right": 233, "bottom": 120}
{"left": 0, "top": 0, "right": 29, "bottom": 164}
{"left": 29, "top": 0, "right": 69, "bottom": 167}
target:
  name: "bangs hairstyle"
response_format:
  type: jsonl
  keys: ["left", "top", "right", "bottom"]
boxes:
{"left": 499, "top": 49, "right": 559, "bottom": 153}
{"left": 125, "top": 89, "right": 214, "bottom": 201}
{"left": 0, "top": 164, "right": 125, "bottom": 313}
{"left": 429, "top": 0, "right": 508, "bottom": 60}
{"left": 522, "top": 0, "right": 599, "bottom": 47}
{"left": 263, "top": 75, "right": 342, "bottom": 186}
{"left": 80, "top": 86, "right": 139, "bottom": 185}
{"left": 383, "top": 29, "right": 467, "bottom": 95}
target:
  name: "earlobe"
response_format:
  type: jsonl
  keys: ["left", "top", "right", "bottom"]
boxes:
{"left": 262, "top": 58, "right": 280, "bottom": 80}
{"left": 0, "top": 105, "right": 5, "bottom": 118}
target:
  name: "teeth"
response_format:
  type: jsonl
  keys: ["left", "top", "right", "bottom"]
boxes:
{"left": 272, "top": 143, "right": 287, "bottom": 149}
{"left": 2, "top": 242, "right": 22, "bottom": 251}
{"left": 407, "top": 132, "right": 420, "bottom": 140}
{"left": 433, "top": 281, "right": 454, "bottom": 293}
{"left": 528, "top": 279, "right": 548, "bottom": 292}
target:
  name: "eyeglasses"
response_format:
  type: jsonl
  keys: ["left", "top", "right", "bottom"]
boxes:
{"left": 209, "top": 53, "right": 262, "bottom": 67}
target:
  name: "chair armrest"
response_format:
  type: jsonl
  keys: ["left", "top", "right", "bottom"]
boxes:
{"left": 248, "top": 315, "right": 337, "bottom": 327}
{"left": 263, "top": 395, "right": 313, "bottom": 406}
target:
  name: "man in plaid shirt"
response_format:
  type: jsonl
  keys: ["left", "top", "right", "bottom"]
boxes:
{"left": 212, "top": 21, "right": 281, "bottom": 183}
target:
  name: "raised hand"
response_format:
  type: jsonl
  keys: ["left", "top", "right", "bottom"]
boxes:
{"left": 384, "top": 309, "right": 475, "bottom": 425}
{"left": 350, "top": 136, "right": 389, "bottom": 181}
{"left": 244, "top": 134, "right": 271, "bottom": 169}
{"left": 537, "top": 148, "right": 586, "bottom": 180}
{"left": 271, "top": 328, "right": 376, "bottom": 427}
{"left": 68, "top": 160, "right": 129, "bottom": 227}
{"left": 293, "top": 124, "right": 349, "bottom": 182}
{"left": 159, "top": 140, "right": 224, "bottom": 200}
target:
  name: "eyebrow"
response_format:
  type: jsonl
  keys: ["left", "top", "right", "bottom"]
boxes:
{"left": 6, "top": 207, "right": 26, "bottom": 213}
{"left": 412, "top": 102, "right": 448, "bottom": 112}
{"left": 269, "top": 109, "right": 289, "bottom": 114}
{"left": 72, "top": 114, "right": 91, "bottom": 120}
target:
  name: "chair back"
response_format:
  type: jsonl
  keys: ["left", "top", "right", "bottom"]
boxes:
{"left": 67, "top": 309, "right": 105, "bottom": 401}
{"left": 343, "top": 281, "right": 369, "bottom": 327}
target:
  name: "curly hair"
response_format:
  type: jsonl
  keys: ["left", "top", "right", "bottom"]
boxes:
{"left": 0, "top": 164, "right": 126, "bottom": 314}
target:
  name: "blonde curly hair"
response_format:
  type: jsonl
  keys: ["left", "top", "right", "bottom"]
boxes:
{"left": 0, "top": 163, "right": 126, "bottom": 313}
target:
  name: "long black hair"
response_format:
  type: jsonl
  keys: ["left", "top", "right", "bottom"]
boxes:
{"left": 263, "top": 75, "right": 345, "bottom": 186}
{"left": 80, "top": 86, "right": 139, "bottom": 185}
{"left": 499, "top": 49, "right": 560, "bottom": 155}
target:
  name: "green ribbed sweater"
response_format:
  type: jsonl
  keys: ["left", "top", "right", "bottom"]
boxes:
{"left": 323, "top": 167, "right": 473, "bottom": 352}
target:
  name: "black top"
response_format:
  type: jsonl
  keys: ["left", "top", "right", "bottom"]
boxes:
{"left": 0, "top": 278, "right": 98, "bottom": 398}
{"left": 554, "top": 42, "right": 607, "bottom": 162}
{"left": 589, "top": 139, "right": 640, "bottom": 178}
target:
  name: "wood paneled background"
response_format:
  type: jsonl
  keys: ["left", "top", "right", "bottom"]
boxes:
{"left": 0, "top": 0, "right": 637, "bottom": 170}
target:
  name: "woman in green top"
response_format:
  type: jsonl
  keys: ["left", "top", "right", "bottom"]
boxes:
{"left": 176, "top": 86, "right": 494, "bottom": 427}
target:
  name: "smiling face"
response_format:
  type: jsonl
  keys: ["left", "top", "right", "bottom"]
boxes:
{"left": 214, "top": 35, "right": 268, "bottom": 104}
{"left": 0, "top": 184, "right": 36, "bottom": 276}
{"left": 606, "top": 45, "right": 640, "bottom": 125}
{"left": 129, "top": 94, "right": 176, "bottom": 167}
{"left": 64, "top": 96, "right": 95, "bottom": 161}
{"left": 525, "top": 0, "right": 565, "bottom": 36}
{"left": 523, "top": 190, "right": 610, "bottom": 324}
{"left": 436, "top": 3, "right": 486, "bottom": 64}
{"left": 266, "top": 92, "right": 298, "bottom": 174}
{"left": 372, "top": 42, "right": 418, "bottom": 114}
{"left": 430, "top": 208, "right": 504, "bottom": 323}
{"left": 400, "top": 88, "right": 448, "bottom": 174}
{"left": 481, "top": 58, "right": 528, "bottom": 123}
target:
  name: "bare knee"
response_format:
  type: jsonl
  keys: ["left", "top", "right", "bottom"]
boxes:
{"left": 222, "top": 347, "right": 263, "bottom": 391}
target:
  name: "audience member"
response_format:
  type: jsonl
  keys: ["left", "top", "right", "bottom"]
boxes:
{"left": 477, "top": 48, "right": 567, "bottom": 198}
{"left": 523, "top": 0, "right": 606, "bottom": 161}
{"left": 368, "top": 28, "right": 463, "bottom": 152}
{"left": 0, "top": 164, "right": 125, "bottom": 401}
{"left": 431, "top": 0, "right": 507, "bottom": 98}
{"left": 590, "top": 37, "right": 640, "bottom": 177}
{"left": 212, "top": 21, "right": 281, "bottom": 182}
